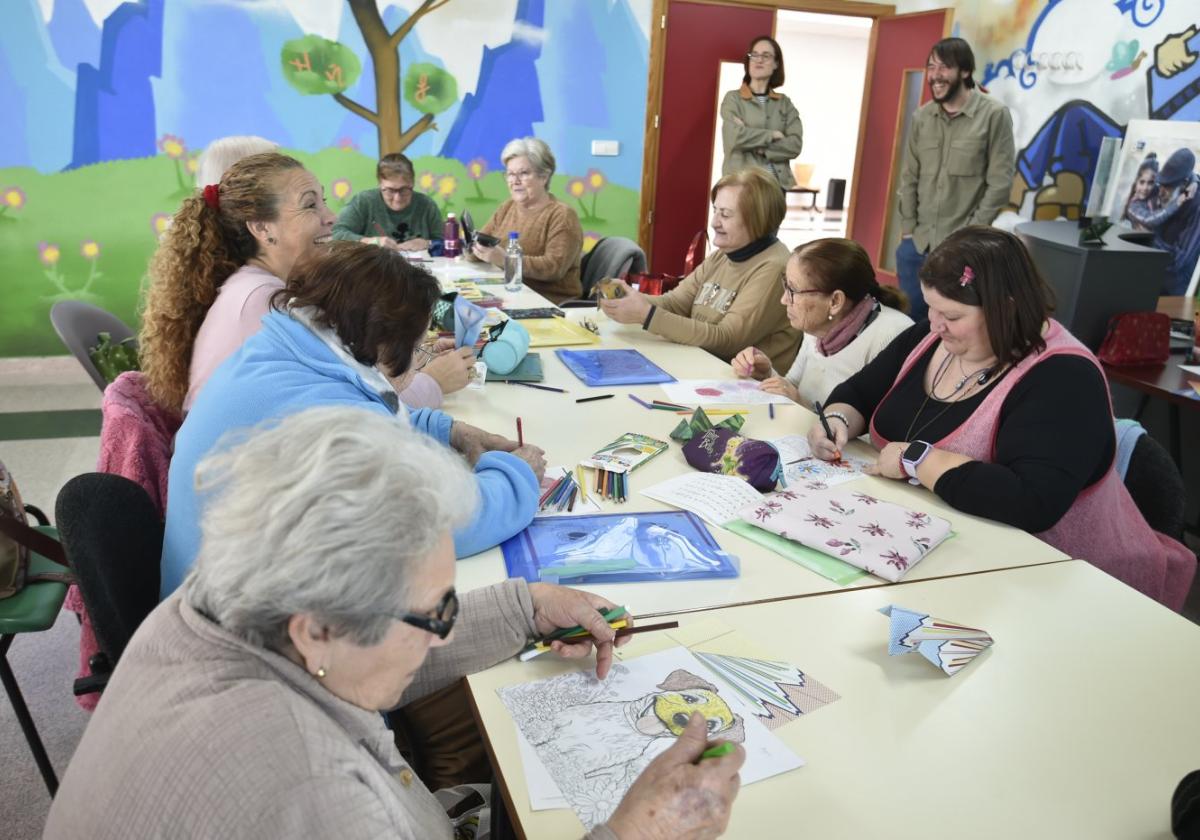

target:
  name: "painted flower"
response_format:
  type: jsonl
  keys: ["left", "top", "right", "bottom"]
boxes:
{"left": 911, "top": 536, "right": 932, "bottom": 555}
{"left": 80, "top": 239, "right": 100, "bottom": 260}
{"left": 829, "top": 500, "right": 855, "bottom": 516}
{"left": 805, "top": 513, "right": 836, "bottom": 529}
{"left": 586, "top": 168, "right": 607, "bottom": 191}
{"left": 803, "top": 480, "right": 828, "bottom": 491}
{"left": 582, "top": 231, "right": 601, "bottom": 253}
{"left": 150, "top": 213, "right": 172, "bottom": 238}
{"left": 417, "top": 171, "right": 436, "bottom": 192}
{"left": 337, "top": 136, "right": 358, "bottom": 151}
{"left": 852, "top": 492, "right": 879, "bottom": 505}
{"left": 466, "top": 157, "right": 488, "bottom": 179}
{"left": 185, "top": 156, "right": 199, "bottom": 175}
{"left": 567, "top": 177, "right": 588, "bottom": 199}
{"left": 331, "top": 178, "right": 352, "bottom": 200}
{"left": 38, "top": 241, "right": 61, "bottom": 266}
{"left": 825, "top": 537, "right": 861, "bottom": 556}
{"left": 905, "top": 511, "right": 931, "bottom": 530}
{"left": 158, "top": 134, "right": 186, "bottom": 160}
{"left": 436, "top": 175, "right": 457, "bottom": 197}
{"left": 859, "top": 521, "right": 891, "bottom": 538}
{"left": 881, "top": 549, "right": 909, "bottom": 571}
{"left": 2, "top": 186, "right": 26, "bottom": 210}
{"left": 752, "top": 499, "right": 783, "bottom": 522}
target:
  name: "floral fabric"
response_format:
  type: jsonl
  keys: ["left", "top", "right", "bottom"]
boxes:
{"left": 737, "top": 485, "right": 952, "bottom": 582}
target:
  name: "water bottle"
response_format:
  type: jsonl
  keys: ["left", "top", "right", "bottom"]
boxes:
{"left": 442, "top": 213, "right": 461, "bottom": 258}
{"left": 503, "top": 231, "right": 524, "bottom": 292}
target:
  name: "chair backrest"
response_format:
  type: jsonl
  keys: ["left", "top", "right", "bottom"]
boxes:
{"left": 1124, "top": 433, "right": 1186, "bottom": 541}
{"left": 55, "top": 473, "right": 162, "bottom": 664}
{"left": 579, "top": 237, "right": 647, "bottom": 298}
{"left": 791, "top": 163, "right": 815, "bottom": 189}
{"left": 49, "top": 301, "right": 136, "bottom": 392}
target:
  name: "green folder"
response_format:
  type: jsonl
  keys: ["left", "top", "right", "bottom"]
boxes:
{"left": 723, "top": 520, "right": 869, "bottom": 586}
{"left": 486, "top": 352, "right": 544, "bottom": 382}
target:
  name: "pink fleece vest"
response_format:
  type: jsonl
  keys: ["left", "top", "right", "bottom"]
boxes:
{"left": 871, "top": 320, "right": 1195, "bottom": 610}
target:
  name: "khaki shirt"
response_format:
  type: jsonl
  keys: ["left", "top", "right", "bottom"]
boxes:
{"left": 720, "top": 85, "right": 804, "bottom": 189}
{"left": 897, "top": 91, "right": 1016, "bottom": 252}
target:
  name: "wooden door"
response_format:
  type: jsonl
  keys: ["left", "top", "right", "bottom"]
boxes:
{"left": 846, "top": 10, "right": 952, "bottom": 283}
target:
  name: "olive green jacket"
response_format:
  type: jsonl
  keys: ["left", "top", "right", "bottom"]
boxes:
{"left": 720, "top": 85, "right": 804, "bottom": 189}
{"left": 897, "top": 91, "right": 1016, "bottom": 252}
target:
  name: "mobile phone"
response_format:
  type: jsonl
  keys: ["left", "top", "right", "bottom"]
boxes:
{"left": 475, "top": 232, "right": 500, "bottom": 248}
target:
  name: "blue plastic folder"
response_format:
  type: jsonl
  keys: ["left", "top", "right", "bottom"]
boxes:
{"left": 555, "top": 349, "right": 675, "bottom": 386}
{"left": 501, "top": 511, "right": 739, "bottom": 584}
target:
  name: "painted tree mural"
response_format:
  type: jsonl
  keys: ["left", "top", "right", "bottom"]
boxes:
{"left": 281, "top": 0, "right": 457, "bottom": 155}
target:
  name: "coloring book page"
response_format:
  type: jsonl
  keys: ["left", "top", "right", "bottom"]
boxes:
{"left": 498, "top": 646, "right": 804, "bottom": 829}
{"left": 660, "top": 379, "right": 793, "bottom": 406}
{"left": 769, "top": 435, "right": 872, "bottom": 489}
{"left": 691, "top": 652, "right": 840, "bottom": 731}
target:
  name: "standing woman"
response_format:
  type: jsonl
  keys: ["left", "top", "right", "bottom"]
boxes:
{"left": 720, "top": 35, "right": 804, "bottom": 190}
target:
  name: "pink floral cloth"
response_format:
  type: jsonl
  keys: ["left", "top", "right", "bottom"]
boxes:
{"left": 738, "top": 485, "right": 952, "bottom": 582}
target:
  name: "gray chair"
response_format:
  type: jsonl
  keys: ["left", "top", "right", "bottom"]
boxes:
{"left": 1124, "top": 431, "right": 1186, "bottom": 541}
{"left": 578, "top": 236, "right": 647, "bottom": 300}
{"left": 50, "top": 301, "right": 136, "bottom": 392}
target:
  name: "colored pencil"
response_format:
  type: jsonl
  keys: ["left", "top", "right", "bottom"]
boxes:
{"left": 651, "top": 399, "right": 689, "bottom": 410}
{"left": 628, "top": 394, "right": 653, "bottom": 409}
{"left": 519, "top": 621, "right": 680, "bottom": 661}
{"left": 575, "top": 394, "right": 614, "bottom": 403}
{"left": 506, "top": 381, "right": 566, "bottom": 393}
{"left": 516, "top": 417, "right": 524, "bottom": 447}
{"left": 769, "top": 404, "right": 775, "bottom": 420}
{"left": 576, "top": 466, "right": 589, "bottom": 504}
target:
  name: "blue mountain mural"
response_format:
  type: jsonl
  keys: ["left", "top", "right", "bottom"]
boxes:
{"left": 536, "top": 0, "right": 648, "bottom": 187}
{"left": 0, "top": 0, "right": 76, "bottom": 171}
{"left": 440, "top": 0, "right": 546, "bottom": 167}
{"left": 71, "top": 0, "right": 164, "bottom": 168}
{"left": 47, "top": 0, "right": 101, "bottom": 76}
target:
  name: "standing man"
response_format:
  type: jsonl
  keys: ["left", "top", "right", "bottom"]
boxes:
{"left": 896, "top": 37, "right": 1016, "bottom": 322}
{"left": 332, "top": 153, "right": 444, "bottom": 252}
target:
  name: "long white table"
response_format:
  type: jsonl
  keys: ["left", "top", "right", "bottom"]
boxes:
{"left": 468, "top": 560, "right": 1200, "bottom": 839}
{"left": 428, "top": 258, "right": 1069, "bottom": 615}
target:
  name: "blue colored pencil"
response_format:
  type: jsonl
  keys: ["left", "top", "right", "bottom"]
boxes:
{"left": 628, "top": 394, "right": 653, "bottom": 409}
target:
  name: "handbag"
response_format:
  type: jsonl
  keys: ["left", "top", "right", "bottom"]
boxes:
{"left": 627, "top": 231, "right": 707, "bottom": 296}
{"left": 1097, "top": 311, "right": 1170, "bottom": 366}
{"left": 0, "top": 459, "right": 73, "bottom": 600}
{"left": 480, "top": 318, "right": 531, "bottom": 375}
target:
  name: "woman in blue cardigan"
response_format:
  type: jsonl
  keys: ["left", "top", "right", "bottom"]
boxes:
{"left": 161, "top": 241, "right": 545, "bottom": 598}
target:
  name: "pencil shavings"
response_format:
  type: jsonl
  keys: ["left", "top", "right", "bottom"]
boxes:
{"left": 880, "top": 604, "right": 993, "bottom": 676}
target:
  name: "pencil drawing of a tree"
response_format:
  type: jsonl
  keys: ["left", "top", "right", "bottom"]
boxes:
{"left": 281, "top": 0, "right": 457, "bottom": 155}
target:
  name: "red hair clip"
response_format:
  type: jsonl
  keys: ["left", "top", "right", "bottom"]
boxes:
{"left": 959, "top": 265, "right": 975, "bottom": 287}
{"left": 202, "top": 184, "right": 220, "bottom": 212}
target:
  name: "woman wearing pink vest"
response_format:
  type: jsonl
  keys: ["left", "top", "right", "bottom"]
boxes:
{"left": 808, "top": 227, "right": 1195, "bottom": 610}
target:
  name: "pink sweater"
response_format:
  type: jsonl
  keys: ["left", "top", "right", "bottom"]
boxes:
{"left": 185, "top": 265, "right": 442, "bottom": 411}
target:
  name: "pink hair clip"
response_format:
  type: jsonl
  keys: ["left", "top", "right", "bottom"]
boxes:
{"left": 959, "top": 265, "right": 975, "bottom": 287}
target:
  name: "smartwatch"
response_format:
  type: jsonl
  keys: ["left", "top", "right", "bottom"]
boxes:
{"left": 901, "top": 440, "right": 932, "bottom": 484}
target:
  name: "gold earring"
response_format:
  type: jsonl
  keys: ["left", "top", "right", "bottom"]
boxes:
{"left": 316, "top": 667, "right": 327, "bottom": 679}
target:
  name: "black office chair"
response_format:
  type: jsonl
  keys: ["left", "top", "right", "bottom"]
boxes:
{"left": 54, "top": 473, "right": 162, "bottom": 696}
{"left": 1124, "top": 433, "right": 1187, "bottom": 541}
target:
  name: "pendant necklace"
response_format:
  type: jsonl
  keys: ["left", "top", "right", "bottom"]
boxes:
{"left": 903, "top": 350, "right": 997, "bottom": 443}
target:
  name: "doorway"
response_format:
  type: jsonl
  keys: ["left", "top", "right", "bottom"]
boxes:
{"left": 706, "top": 11, "right": 873, "bottom": 252}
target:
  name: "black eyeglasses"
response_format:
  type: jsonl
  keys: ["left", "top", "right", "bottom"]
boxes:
{"left": 783, "top": 284, "right": 826, "bottom": 304}
{"left": 394, "top": 588, "right": 459, "bottom": 639}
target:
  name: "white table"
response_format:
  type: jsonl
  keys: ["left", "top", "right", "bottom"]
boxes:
{"left": 468, "top": 560, "right": 1200, "bottom": 839}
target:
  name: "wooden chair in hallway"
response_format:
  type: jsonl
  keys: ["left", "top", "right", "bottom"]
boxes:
{"left": 787, "top": 162, "right": 821, "bottom": 211}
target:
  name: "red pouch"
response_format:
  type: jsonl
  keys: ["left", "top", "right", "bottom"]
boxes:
{"left": 628, "top": 231, "right": 707, "bottom": 295}
{"left": 1097, "top": 312, "right": 1170, "bottom": 366}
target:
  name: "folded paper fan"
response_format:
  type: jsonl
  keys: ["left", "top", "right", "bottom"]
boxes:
{"left": 880, "top": 605, "right": 993, "bottom": 676}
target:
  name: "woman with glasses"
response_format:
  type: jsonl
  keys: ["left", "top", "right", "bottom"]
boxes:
{"left": 144, "top": 151, "right": 472, "bottom": 415}
{"left": 720, "top": 35, "right": 804, "bottom": 190}
{"left": 160, "top": 241, "right": 548, "bottom": 600}
{"left": 47, "top": 406, "right": 746, "bottom": 839}
{"left": 332, "top": 152, "right": 445, "bottom": 253}
{"left": 732, "top": 238, "right": 911, "bottom": 407}
{"left": 599, "top": 168, "right": 800, "bottom": 373}
{"left": 469, "top": 137, "right": 583, "bottom": 303}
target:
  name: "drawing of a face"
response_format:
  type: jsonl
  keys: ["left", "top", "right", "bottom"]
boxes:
{"left": 647, "top": 689, "right": 735, "bottom": 736}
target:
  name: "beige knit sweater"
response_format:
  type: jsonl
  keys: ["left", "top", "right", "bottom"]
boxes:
{"left": 477, "top": 197, "right": 583, "bottom": 303}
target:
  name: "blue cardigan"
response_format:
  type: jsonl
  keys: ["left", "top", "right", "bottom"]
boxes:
{"left": 160, "top": 310, "right": 539, "bottom": 598}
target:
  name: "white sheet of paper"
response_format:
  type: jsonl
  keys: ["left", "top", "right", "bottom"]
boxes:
{"left": 660, "top": 379, "right": 793, "bottom": 406}
{"left": 640, "top": 472, "right": 764, "bottom": 527}
{"left": 517, "top": 731, "right": 570, "bottom": 810}
{"left": 1179, "top": 364, "right": 1200, "bottom": 375}
{"left": 769, "top": 435, "right": 871, "bottom": 488}
{"left": 498, "top": 646, "right": 805, "bottom": 829}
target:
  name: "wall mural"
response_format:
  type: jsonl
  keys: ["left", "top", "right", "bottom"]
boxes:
{"left": 946, "top": 0, "right": 1198, "bottom": 224}
{"left": 0, "top": 0, "right": 650, "bottom": 355}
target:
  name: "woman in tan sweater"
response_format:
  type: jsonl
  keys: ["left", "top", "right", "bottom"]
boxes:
{"left": 469, "top": 137, "right": 583, "bottom": 303}
{"left": 600, "top": 168, "right": 800, "bottom": 372}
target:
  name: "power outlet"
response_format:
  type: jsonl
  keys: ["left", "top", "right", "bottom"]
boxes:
{"left": 591, "top": 140, "right": 620, "bottom": 156}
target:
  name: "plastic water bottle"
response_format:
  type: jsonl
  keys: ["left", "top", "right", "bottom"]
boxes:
{"left": 503, "top": 231, "right": 524, "bottom": 292}
{"left": 443, "top": 213, "right": 461, "bottom": 258}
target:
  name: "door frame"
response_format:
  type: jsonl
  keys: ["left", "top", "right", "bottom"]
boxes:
{"left": 639, "top": 0, "right": 897, "bottom": 266}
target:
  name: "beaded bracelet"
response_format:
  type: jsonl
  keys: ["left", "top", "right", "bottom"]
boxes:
{"left": 825, "top": 411, "right": 849, "bottom": 429}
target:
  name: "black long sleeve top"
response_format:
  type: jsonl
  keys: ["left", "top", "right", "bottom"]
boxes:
{"left": 827, "top": 322, "right": 1114, "bottom": 533}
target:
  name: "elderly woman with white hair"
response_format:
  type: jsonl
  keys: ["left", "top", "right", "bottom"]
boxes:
{"left": 45, "top": 407, "right": 745, "bottom": 840}
{"left": 469, "top": 136, "right": 584, "bottom": 303}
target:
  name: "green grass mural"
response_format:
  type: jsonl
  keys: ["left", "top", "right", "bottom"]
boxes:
{"left": 0, "top": 146, "right": 639, "bottom": 357}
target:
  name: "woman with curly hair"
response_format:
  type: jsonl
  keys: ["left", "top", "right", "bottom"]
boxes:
{"left": 140, "top": 151, "right": 472, "bottom": 414}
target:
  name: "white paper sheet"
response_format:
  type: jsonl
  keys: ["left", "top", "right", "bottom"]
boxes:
{"left": 640, "top": 472, "right": 764, "bottom": 527}
{"left": 660, "top": 379, "right": 793, "bottom": 406}
{"left": 498, "top": 646, "right": 805, "bottom": 829}
{"left": 517, "top": 732, "right": 569, "bottom": 810}
{"left": 769, "top": 435, "right": 871, "bottom": 488}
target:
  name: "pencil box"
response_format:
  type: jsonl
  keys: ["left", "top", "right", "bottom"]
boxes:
{"left": 481, "top": 318, "right": 530, "bottom": 375}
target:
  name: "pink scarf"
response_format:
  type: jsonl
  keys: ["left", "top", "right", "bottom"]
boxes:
{"left": 817, "top": 296, "right": 877, "bottom": 356}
